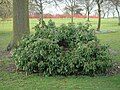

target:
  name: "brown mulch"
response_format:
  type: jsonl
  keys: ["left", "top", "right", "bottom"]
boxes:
{"left": 106, "top": 62, "right": 120, "bottom": 76}
{"left": 0, "top": 50, "right": 12, "bottom": 58}
{"left": 0, "top": 49, "right": 16, "bottom": 73}
{"left": 106, "top": 49, "right": 120, "bottom": 75}
{"left": 5, "top": 63, "right": 16, "bottom": 73}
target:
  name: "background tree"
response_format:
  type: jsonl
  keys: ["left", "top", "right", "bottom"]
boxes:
{"left": 0, "top": 0, "right": 12, "bottom": 20}
{"left": 29, "top": 0, "right": 53, "bottom": 27}
{"left": 101, "top": 1, "right": 112, "bottom": 18}
{"left": 64, "top": 4, "right": 81, "bottom": 15}
{"left": 54, "top": 0, "right": 78, "bottom": 23}
{"left": 82, "top": 0, "right": 95, "bottom": 21}
{"left": 111, "top": 7, "right": 116, "bottom": 18}
{"left": 74, "top": 8, "right": 83, "bottom": 15}
{"left": 110, "top": 0, "right": 120, "bottom": 25}
{"left": 95, "top": 0, "right": 103, "bottom": 31}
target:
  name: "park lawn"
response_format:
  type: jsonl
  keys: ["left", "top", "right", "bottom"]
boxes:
{"left": 0, "top": 71, "right": 120, "bottom": 90}
{"left": 0, "top": 18, "right": 120, "bottom": 90}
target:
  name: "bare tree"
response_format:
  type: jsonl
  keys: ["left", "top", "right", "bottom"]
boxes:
{"left": 101, "top": 1, "right": 112, "bottom": 18}
{"left": 95, "top": 0, "right": 103, "bottom": 31}
{"left": 54, "top": 0, "right": 78, "bottom": 23}
{"left": 110, "top": 0, "right": 120, "bottom": 25}
{"left": 111, "top": 8, "right": 116, "bottom": 18}
{"left": 82, "top": 0, "right": 95, "bottom": 21}
{"left": 29, "top": 0, "right": 53, "bottom": 27}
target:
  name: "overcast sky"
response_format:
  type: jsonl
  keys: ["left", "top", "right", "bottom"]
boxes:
{"left": 41, "top": 2, "right": 119, "bottom": 17}
{"left": 44, "top": 3, "right": 65, "bottom": 14}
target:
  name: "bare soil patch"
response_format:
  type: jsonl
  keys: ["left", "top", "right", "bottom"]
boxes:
{"left": 106, "top": 62, "right": 120, "bottom": 76}
{"left": 0, "top": 49, "right": 16, "bottom": 72}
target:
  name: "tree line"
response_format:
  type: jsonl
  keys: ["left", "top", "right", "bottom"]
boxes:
{"left": 0, "top": 0, "right": 119, "bottom": 50}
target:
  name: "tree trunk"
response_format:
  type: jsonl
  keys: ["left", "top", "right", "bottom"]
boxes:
{"left": 87, "top": 7, "right": 90, "bottom": 22}
{"left": 107, "top": 12, "right": 109, "bottom": 18}
{"left": 106, "top": 8, "right": 110, "bottom": 18}
{"left": 97, "top": 4, "right": 101, "bottom": 31}
{"left": 70, "top": 0, "right": 76, "bottom": 23}
{"left": 71, "top": 7, "right": 74, "bottom": 23}
{"left": 13, "top": 0, "right": 30, "bottom": 45}
{"left": 7, "top": 0, "right": 30, "bottom": 51}
{"left": 71, "top": 0, "right": 74, "bottom": 23}
{"left": 35, "top": 0, "right": 44, "bottom": 27}
{"left": 112, "top": 12, "right": 115, "bottom": 18}
{"left": 102, "top": 12, "right": 106, "bottom": 19}
{"left": 115, "top": 6, "right": 120, "bottom": 25}
{"left": 39, "top": 0, "right": 44, "bottom": 26}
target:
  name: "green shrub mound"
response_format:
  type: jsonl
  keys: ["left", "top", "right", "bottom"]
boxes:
{"left": 13, "top": 22, "right": 111, "bottom": 76}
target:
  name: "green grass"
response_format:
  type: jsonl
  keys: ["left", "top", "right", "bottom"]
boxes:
{"left": 0, "top": 18, "right": 120, "bottom": 90}
{"left": 0, "top": 71, "right": 120, "bottom": 90}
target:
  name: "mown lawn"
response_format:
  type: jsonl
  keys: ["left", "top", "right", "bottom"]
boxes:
{"left": 0, "top": 71, "right": 120, "bottom": 90}
{"left": 0, "top": 18, "right": 120, "bottom": 90}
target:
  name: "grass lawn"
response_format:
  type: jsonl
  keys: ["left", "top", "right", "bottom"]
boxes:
{"left": 0, "top": 18, "right": 120, "bottom": 90}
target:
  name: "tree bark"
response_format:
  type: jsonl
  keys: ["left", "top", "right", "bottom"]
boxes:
{"left": 112, "top": 11, "right": 115, "bottom": 18}
{"left": 71, "top": 7, "right": 74, "bottom": 23}
{"left": 7, "top": 0, "right": 30, "bottom": 51}
{"left": 102, "top": 12, "right": 106, "bottom": 19}
{"left": 71, "top": 0, "right": 74, "bottom": 23}
{"left": 13, "top": 0, "right": 30, "bottom": 45}
{"left": 87, "top": 7, "right": 90, "bottom": 21}
{"left": 40, "top": 0, "right": 44, "bottom": 26}
{"left": 115, "top": 6, "right": 120, "bottom": 25}
{"left": 97, "top": 4, "right": 101, "bottom": 31}
{"left": 35, "top": 0, "right": 44, "bottom": 27}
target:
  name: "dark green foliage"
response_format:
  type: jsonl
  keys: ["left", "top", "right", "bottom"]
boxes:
{"left": 47, "top": 19, "right": 56, "bottom": 29}
{"left": 13, "top": 21, "right": 112, "bottom": 76}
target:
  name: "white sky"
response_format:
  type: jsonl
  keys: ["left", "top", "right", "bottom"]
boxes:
{"left": 44, "top": 4, "right": 65, "bottom": 14}
{"left": 42, "top": 2, "right": 119, "bottom": 17}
